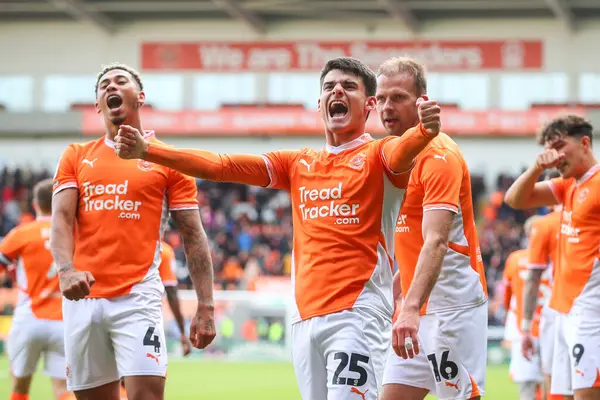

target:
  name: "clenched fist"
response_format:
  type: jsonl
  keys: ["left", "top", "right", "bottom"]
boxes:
{"left": 60, "top": 269, "right": 95, "bottom": 301}
{"left": 416, "top": 96, "right": 441, "bottom": 136}
{"left": 535, "top": 149, "right": 565, "bottom": 170}
{"left": 114, "top": 125, "right": 148, "bottom": 160}
{"left": 189, "top": 304, "right": 216, "bottom": 350}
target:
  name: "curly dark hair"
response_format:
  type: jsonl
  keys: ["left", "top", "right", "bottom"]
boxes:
{"left": 537, "top": 114, "right": 593, "bottom": 146}
{"left": 95, "top": 63, "right": 144, "bottom": 95}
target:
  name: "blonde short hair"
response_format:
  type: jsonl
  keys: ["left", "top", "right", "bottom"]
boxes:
{"left": 377, "top": 56, "right": 427, "bottom": 97}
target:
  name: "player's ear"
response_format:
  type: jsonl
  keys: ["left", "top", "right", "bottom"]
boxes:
{"left": 365, "top": 96, "right": 376, "bottom": 111}
{"left": 580, "top": 135, "right": 591, "bottom": 149}
{"left": 317, "top": 98, "right": 321, "bottom": 111}
{"left": 137, "top": 91, "right": 146, "bottom": 109}
{"left": 95, "top": 101, "right": 101, "bottom": 114}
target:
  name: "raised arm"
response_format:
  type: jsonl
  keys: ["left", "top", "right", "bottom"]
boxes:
{"left": 114, "top": 125, "right": 271, "bottom": 187}
{"left": 382, "top": 97, "right": 441, "bottom": 174}
{"left": 383, "top": 124, "right": 435, "bottom": 173}
{"left": 504, "top": 149, "right": 563, "bottom": 209}
{"left": 170, "top": 209, "right": 216, "bottom": 350}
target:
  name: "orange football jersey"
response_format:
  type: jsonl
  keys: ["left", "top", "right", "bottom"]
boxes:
{"left": 503, "top": 249, "right": 551, "bottom": 337}
{"left": 0, "top": 217, "right": 62, "bottom": 320}
{"left": 53, "top": 132, "right": 198, "bottom": 298}
{"left": 394, "top": 133, "right": 487, "bottom": 315}
{"left": 546, "top": 164, "right": 600, "bottom": 314}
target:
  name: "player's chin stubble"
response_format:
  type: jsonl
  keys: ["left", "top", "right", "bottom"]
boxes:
{"left": 109, "top": 115, "right": 127, "bottom": 126}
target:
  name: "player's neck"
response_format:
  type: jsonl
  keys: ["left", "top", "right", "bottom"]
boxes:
{"left": 574, "top": 155, "right": 598, "bottom": 180}
{"left": 325, "top": 129, "right": 366, "bottom": 148}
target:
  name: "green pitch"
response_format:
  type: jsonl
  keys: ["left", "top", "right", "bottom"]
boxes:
{"left": 0, "top": 357, "right": 518, "bottom": 399}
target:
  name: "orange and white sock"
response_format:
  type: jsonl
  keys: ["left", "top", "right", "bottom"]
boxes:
{"left": 10, "top": 393, "right": 28, "bottom": 400}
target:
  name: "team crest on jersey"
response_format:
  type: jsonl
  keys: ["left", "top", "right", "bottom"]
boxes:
{"left": 577, "top": 188, "right": 589, "bottom": 204}
{"left": 65, "top": 363, "right": 72, "bottom": 380}
{"left": 137, "top": 159, "right": 154, "bottom": 171}
{"left": 349, "top": 153, "right": 366, "bottom": 170}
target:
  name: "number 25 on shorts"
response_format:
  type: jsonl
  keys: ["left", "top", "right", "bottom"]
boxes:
{"left": 332, "top": 352, "right": 370, "bottom": 387}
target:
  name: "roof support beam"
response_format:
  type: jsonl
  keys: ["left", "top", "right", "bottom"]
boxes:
{"left": 211, "top": 0, "right": 267, "bottom": 34}
{"left": 47, "top": 0, "right": 115, "bottom": 32}
{"left": 376, "top": 0, "right": 420, "bottom": 32}
{"left": 544, "top": 0, "right": 576, "bottom": 32}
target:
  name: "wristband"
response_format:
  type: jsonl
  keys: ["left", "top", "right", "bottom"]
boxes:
{"left": 521, "top": 319, "right": 532, "bottom": 332}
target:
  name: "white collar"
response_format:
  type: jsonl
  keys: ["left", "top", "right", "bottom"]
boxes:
{"left": 325, "top": 133, "right": 373, "bottom": 155}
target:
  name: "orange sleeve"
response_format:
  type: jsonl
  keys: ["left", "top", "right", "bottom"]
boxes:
{"left": 528, "top": 219, "right": 550, "bottom": 269}
{"left": 167, "top": 169, "right": 199, "bottom": 211}
{"left": 0, "top": 227, "right": 23, "bottom": 267}
{"left": 261, "top": 150, "right": 298, "bottom": 191}
{"left": 146, "top": 143, "right": 274, "bottom": 187}
{"left": 380, "top": 123, "right": 435, "bottom": 186}
{"left": 547, "top": 176, "right": 571, "bottom": 204}
{"left": 53, "top": 144, "right": 79, "bottom": 195}
{"left": 159, "top": 243, "right": 178, "bottom": 287}
{"left": 420, "top": 149, "right": 462, "bottom": 213}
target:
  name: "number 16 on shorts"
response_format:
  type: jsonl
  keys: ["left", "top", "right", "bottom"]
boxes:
{"left": 427, "top": 349, "right": 481, "bottom": 398}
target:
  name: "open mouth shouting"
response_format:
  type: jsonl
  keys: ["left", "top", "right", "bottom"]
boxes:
{"left": 328, "top": 100, "right": 350, "bottom": 125}
{"left": 106, "top": 94, "right": 124, "bottom": 115}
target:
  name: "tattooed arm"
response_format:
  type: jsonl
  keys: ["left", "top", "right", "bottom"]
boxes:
{"left": 170, "top": 209, "right": 216, "bottom": 349}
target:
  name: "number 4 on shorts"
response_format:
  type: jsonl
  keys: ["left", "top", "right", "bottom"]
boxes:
{"left": 143, "top": 326, "right": 161, "bottom": 353}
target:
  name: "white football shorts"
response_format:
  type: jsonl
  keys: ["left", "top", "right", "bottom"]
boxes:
{"left": 382, "top": 302, "right": 488, "bottom": 399}
{"left": 63, "top": 290, "right": 167, "bottom": 391}
{"left": 291, "top": 307, "right": 391, "bottom": 400}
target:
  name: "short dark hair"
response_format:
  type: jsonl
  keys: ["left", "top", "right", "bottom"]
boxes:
{"left": 537, "top": 114, "right": 593, "bottom": 146}
{"left": 95, "top": 63, "right": 144, "bottom": 95}
{"left": 34, "top": 178, "right": 54, "bottom": 214}
{"left": 319, "top": 57, "right": 377, "bottom": 97}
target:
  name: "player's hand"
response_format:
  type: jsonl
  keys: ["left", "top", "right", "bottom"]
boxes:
{"left": 189, "top": 304, "right": 216, "bottom": 350}
{"left": 114, "top": 125, "right": 148, "bottom": 160}
{"left": 416, "top": 96, "right": 441, "bottom": 136}
{"left": 59, "top": 269, "right": 95, "bottom": 301}
{"left": 535, "top": 148, "right": 565, "bottom": 171}
{"left": 180, "top": 334, "right": 192, "bottom": 356}
{"left": 521, "top": 333, "right": 535, "bottom": 361}
{"left": 392, "top": 307, "right": 420, "bottom": 359}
